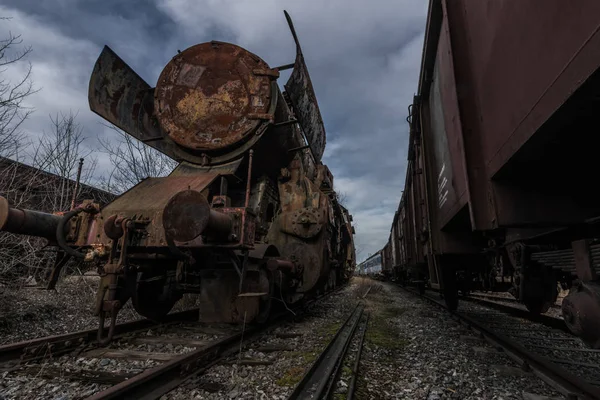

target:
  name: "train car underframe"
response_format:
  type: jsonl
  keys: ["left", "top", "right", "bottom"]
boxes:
{"left": 431, "top": 225, "right": 600, "bottom": 349}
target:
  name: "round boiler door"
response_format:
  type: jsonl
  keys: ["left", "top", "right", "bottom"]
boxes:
{"left": 154, "top": 42, "right": 272, "bottom": 152}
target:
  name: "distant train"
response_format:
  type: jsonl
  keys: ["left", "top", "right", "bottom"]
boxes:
{"left": 380, "top": 0, "right": 600, "bottom": 348}
{"left": 356, "top": 252, "right": 383, "bottom": 277}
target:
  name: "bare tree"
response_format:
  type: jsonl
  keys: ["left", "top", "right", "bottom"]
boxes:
{"left": 336, "top": 191, "right": 348, "bottom": 207}
{"left": 99, "top": 124, "right": 177, "bottom": 194}
{"left": 0, "top": 20, "right": 37, "bottom": 159}
{"left": 0, "top": 112, "right": 102, "bottom": 284}
{"left": 31, "top": 111, "right": 97, "bottom": 211}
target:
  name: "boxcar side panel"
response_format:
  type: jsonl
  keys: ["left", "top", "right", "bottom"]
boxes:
{"left": 399, "top": 203, "right": 407, "bottom": 267}
{"left": 448, "top": 0, "right": 600, "bottom": 178}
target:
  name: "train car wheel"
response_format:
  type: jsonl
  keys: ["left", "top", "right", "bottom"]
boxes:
{"left": 132, "top": 272, "right": 180, "bottom": 321}
{"left": 522, "top": 267, "right": 558, "bottom": 315}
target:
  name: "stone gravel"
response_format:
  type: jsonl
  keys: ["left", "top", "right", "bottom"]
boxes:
{"left": 459, "top": 301, "right": 600, "bottom": 389}
{"left": 0, "top": 273, "right": 199, "bottom": 345}
{"left": 0, "top": 277, "right": 573, "bottom": 399}
{"left": 356, "top": 282, "right": 566, "bottom": 400}
{"left": 162, "top": 282, "right": 365, "bottom": 400}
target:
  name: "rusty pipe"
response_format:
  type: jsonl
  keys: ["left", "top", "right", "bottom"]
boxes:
{"left": 266, "top": 259, "right": 296, "bottom": 273}
{"left": 163, "top": 190, "right": 233, "bottom": 242}
{"left": 0, "top": 196, "right": 63, "bottom": 240}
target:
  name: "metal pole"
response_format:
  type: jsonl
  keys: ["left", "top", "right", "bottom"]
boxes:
{"left": 244, "top": 150, "right": 253, "bottom": 209}
{"left": 240, "top": 150, "right": 254, "bottom": 245}
{"left": 70, "top": 158, "right": 84, "bottom": 211}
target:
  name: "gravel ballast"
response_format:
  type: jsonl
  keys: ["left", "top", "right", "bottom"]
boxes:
{"left": 357, "top": 281, "right": 566, "bottom": 399}
{"left": 1, "top": 277, "right": 571, "bottom": 399}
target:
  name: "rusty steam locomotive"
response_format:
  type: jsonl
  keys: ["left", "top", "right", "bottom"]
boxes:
{"left": 0, "top": 12, "right": 356, "bottom": 342}
{"left": 379, "top": 0, "right": 600, "bottom": 348}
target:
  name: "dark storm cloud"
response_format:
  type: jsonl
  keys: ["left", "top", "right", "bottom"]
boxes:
{"left": 0, "top": 0, "right": 428, "bottom": 261}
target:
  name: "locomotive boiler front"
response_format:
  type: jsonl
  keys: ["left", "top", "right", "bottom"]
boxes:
{"left": 88, "top": 40, "right": 294, "bottom": 170}
{"left": 154, "top": 42, "right": 275, "bottom": 155}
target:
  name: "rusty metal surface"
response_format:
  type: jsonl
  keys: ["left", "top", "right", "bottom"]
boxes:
{"left": 98, "top": 174, "right": 218, "bottom": 247}
{"left": 163, "top": 190, "right": 232, "bottom": 242}
{"left": 0, "top": 196, "right": 63, "bottom": 240}
{"left": 562, "top": 282, "right": 600, "bottom": 348}
{"left": 155, "top": 42, "right": 273, "bottom": 152}
{"left": 283, "top": 207, "right": 323, "bottom": 239}
{"left": 88, "top": 46, "right": 173, "bottom": 158}
{"left": 284, "top": 11, "right": 326, "bottom": 162}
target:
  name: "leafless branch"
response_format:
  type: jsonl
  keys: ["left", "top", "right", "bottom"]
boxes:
{"left": 98, "top": 123, "right": 177, "bottom": 194}
{"left": 0, "top": 23, "right": 37, "bottom": 159}
{"left": 0, "top": 112, "right": 108, "bottom": 285}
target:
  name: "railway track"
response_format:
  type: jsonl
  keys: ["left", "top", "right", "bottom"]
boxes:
{"left": 461, "top": 293, "right": 569, "bottom": 333}
{"left": 404, "top": 287, "right": 600, "bottom": 400}
{"left": 0, "top": 287, "right": 347, "bottom": 399}
{"left": 289, "top": 286, "right": 372, "bottom": 400}
{"left": 466, "top": 291, "right": 562, "bottom": 310}
{"left": 0, "top": 308, "right": 200, "bottom": 365}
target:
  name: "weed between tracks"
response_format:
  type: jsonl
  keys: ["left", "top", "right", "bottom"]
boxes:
{"left": 365, "top": 295, "right": 408, "bottom": 358}
{"left": 351, "top": 285, "right": 409, "bottom": 398}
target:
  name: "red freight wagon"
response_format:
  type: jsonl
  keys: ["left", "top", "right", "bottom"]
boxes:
{"left": 392, "top": 0, "right": 600, "bottom": 348}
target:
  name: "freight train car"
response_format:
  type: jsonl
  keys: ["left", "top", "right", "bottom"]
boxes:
{"left": 383, "top": 0, "right": 600, "bottom": 348}
{"left": 357, "top": 251, "right": 382, "bottom": 277}
{"left": 0, "top": 11, "right": 356, "bottom": 344}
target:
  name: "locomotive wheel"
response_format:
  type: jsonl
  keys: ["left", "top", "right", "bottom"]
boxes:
{"left": 441, "top": 265, "right": 458, "bottom": 311}
{"left": 254, "top": 269, "right": 273, "bottom": 324}
{"left": 132, "top": 272, "right": 180, "bottom": 321}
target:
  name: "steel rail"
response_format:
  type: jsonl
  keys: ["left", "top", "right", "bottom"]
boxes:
{"left": 83, "top": 284, "right": 349, "bottom": 400}
{"left": 347, "top": 312, "right": 369, "bottom": 400}
{"left": 460, "top": 295, "right": 570, "bottom": 333}
{"left": 0, "top": 308, "right": 200, "bottom": 364}
{"left": 287, "top": 303, "right": 364, "bottom": 400}
{"left": 466, "top": 291, "right": 562, "bottom": 310}
{"left": 85, "top": 325, "right": 254, "bottom": 400}
{"left": 403, "top": 287, "right": 600, "bottom": 400}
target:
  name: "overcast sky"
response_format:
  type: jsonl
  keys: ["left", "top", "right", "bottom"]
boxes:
{"left": 0, "top": 0, "right": 428, "bottom": 262}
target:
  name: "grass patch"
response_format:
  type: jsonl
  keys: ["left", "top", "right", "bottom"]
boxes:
{"left": 321, "top": 321, "right": 342, "bottom": 336}
{"left": 287, "top": 350, "right": 318, "bottom": 364}
{"left": 275, "top": 366, "right": 306, "bottom": 386}
{"left": 365, "top": 300, "right": 408, "bottom": 357}
{"left": 275, "top": 350, "right": 320, "bottom": 387}
{"left": 367, "top": 317, "right": 408, "bottom": 351}
{"left": 342, "top": 365, "right": 352, "bottom": 376}
{"left": 379, "top": 305, "right": 406, "bottom": 319}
